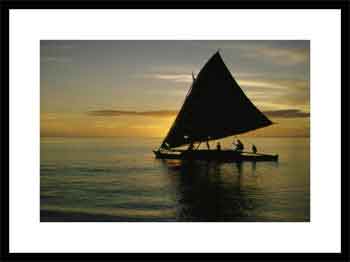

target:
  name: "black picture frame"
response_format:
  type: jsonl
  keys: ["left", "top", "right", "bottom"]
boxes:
{"left": 1, "top": 0, "right": 349, "bottom": 260}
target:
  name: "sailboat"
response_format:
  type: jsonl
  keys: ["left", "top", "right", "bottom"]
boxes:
{"left": 153, "top": 51, "right": 278, "bottom": 162}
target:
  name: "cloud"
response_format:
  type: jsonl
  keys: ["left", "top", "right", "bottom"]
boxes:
{"left": 264, "top": 109, "right": 310, "bottom": 118}
{"left": 41, "top": 41, "right": 75, "bottom": 49}
{"left": 238, "top": 80, "right": 288, "bottom": 90}
{"left": 41, "top": 113, "right": 59, "bottom": 121}
{"left": 246, "top": 47, "right": 309, "bottom": 65}
{"left": 234, "top": 72, "right": 264, "bottom": 78}
{"left": 87, "top": 109, "right": 309, "bottom": 119}
{"left": 41, "top": 56, "right": 73, "bottom": 63}
{"left": 142, "top": 73, "right": 193, "bottom": 83}
{"left": 87, "top": 110, "right": 177, "bottom": 117}
{"left": 239, "top": 79, "right": 309, "bottom": 99}
{"left": 141, "top": 71, "right": 308, "bottom": 93}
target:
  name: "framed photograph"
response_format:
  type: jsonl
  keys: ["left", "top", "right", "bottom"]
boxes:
{"left": 1, "top": 0, "right": 349, "bottom": 260}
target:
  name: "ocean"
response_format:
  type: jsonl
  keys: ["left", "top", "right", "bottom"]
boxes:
{"left": 40, "top": 137, "right": 310, "bottom": 222}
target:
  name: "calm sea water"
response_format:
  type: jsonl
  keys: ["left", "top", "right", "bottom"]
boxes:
{"left": 40, "top": 137, "right": 310, "bottom": 222}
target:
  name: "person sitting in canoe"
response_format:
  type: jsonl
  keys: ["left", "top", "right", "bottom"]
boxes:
{"left": 252, "top": 144, "right": 257, "bottom": 154}
{"left": 233, "top": 139, "right": 244, "bottom": 152}
{"left": 216, "top": 142, "right": 221, "bottom": 151}
{"left": 206, "top": 140, "right": 210, "bottom": 150}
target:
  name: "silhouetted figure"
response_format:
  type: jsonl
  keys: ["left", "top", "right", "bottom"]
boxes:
{"left": 252, "top": 144, "right": 257, "bottom": 154}
{"left": 188, "top": 141, "right": 194, "bottom": 151}
{"left": 233, "top": 139, "right": 244, "bottom": 152}
{"left": 216, "top": 142, "right": 221, "bottom": 151}
{"left": 206, "top": 141, "right": 210, "bottom": 150}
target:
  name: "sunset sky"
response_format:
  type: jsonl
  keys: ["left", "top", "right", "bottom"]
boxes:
{"left": 41, "top": 40, "right": 310, "bottom": 138}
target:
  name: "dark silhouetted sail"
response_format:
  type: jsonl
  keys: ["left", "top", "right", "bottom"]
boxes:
{"left": 160, "top": 52, "right": 272, "bottom": 149}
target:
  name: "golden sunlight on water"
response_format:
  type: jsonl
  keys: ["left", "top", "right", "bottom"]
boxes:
{"left": 40, "top": 137, "right": 309, "bottom": 222}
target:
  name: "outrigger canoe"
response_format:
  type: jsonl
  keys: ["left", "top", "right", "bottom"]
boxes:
{"left": 154, "top": 149, "right": 278, "bottom": 162}
{"left": 153, "top": 51, "right": 278, "bottom": 162}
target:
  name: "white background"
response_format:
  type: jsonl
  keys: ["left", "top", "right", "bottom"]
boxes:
{"left": 9, "top": 10, "right": 341, "bottom": 253}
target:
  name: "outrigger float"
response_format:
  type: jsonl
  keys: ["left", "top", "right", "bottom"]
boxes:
{"left": 153, "top": 51, "right": 279, "bottom": 163}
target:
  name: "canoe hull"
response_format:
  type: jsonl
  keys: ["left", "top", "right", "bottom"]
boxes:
{"left": 153, "top": 149, "right": 278, "bottom": 162}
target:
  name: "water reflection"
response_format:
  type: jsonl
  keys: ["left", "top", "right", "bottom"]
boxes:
{"left": 41, "top": 137, "right": 309, "bottom": 222}
{"left": 160, "top": 160, "right": 266, "bottom": 221}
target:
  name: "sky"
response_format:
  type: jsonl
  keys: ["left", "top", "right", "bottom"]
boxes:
{"left": 41, "top": 40, "right": 310, "bottom": 138}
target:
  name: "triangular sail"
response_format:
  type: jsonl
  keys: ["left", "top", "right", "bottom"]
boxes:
{"left": 160, "top": 52, "right": 272, "bottom": 149}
